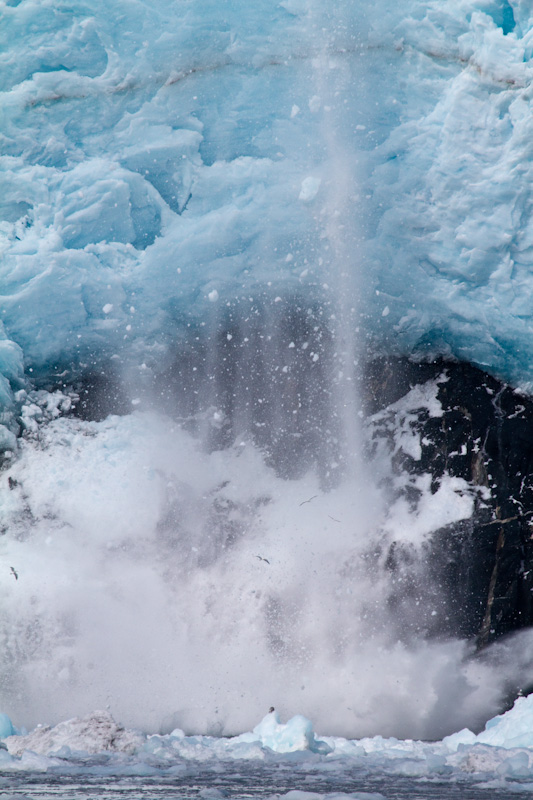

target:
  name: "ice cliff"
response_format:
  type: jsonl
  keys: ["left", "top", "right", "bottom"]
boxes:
{"left": 1, "top": 0, "right": 533, "bottom": 449}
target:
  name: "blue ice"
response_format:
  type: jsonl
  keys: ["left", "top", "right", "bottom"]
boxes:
{"left": 1, "top": 0, "right": 533, "bottom": 450}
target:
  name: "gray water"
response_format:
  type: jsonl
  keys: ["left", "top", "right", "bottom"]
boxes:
{"left": 1, "top": 762, "right": 531, "bottom": 800}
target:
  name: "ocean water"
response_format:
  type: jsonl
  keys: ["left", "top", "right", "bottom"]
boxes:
{"left": 2, "top": 763, "right": 533, "bottom": 800}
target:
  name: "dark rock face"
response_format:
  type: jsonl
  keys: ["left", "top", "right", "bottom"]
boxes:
{"left": 363, "top": 358, "right": 533, "bottom": 648}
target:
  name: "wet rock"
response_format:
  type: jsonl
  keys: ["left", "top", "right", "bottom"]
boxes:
{"left": 363, "top": 358, "right": 533, "bottom": 647}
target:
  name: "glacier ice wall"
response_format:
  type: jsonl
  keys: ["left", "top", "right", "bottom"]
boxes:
{"left": 2, "top": 0, "right": 533, "bottom": 443}
{"left": 368, "top": 1, "right": 533, "bottom": 384}
{"left": 0, "top": 0, "right": 364, "bottom": 402}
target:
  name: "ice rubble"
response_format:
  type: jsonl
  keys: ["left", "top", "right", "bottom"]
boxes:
{"left": 446, "top": 692, "right": 533, "bottom": 751}
{"left": 235, "top": 709, "right": 332, "bottom": 754}
{"left": 4, "top": 709, "right": 143, "bottom": 757}
{"left": 5, "top": 702, "right": 533, "bottom": 788}
{"left": 2, "top": 0, "right": 533, "bottom": 450}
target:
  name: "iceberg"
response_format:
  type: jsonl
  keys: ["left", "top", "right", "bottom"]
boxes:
{"left": 0, "top": 712, "right": 15, "bottom": 739}
{"left": 476, "top": 693, "right": 533, "bottom": 750}
{"left": 442, "top": 694, "right": 533, "bottom": 752}
{"left": 236, "top": 710, "right": 332, "bottom": 754}
{"left": 4, "top": 709, "right": 142, "bottom": 757}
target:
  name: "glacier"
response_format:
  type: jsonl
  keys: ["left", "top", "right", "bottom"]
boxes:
{"left": 3, "top": 0, "right": 533, "bottom": 767}
{"left": 2, "top": 0, "right": 533, "bottom": 428}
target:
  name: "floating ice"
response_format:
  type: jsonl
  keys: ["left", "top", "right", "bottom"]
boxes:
{"left": 475, "top": 693, "right": 533, "bottom": 750}
{"left": 236, "top": 710, "right": 332, "bottom": 754}
{"left": 5, "top": 710, "right": 142, "bottom": 757}
{"left": 5, "top": 700, "right": 533, "bottom": 794}
{"left": 0, "top": 713, "right": 15, "bottom": 739}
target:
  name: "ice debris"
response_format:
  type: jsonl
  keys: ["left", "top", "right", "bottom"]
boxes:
{"left": 446, "top": 693, "right": 533, "bottom": 752}
{"left": 0, "top": 713, "right": 15, "bottom": 739}
{"left": 4, "top": 700, "right": 533, "bottom": 789}
{"left": 235, "top": 710, "right": 332, "bottom": 754}
{"left": 5, "top": 710, "right": 143, "bottom": 757}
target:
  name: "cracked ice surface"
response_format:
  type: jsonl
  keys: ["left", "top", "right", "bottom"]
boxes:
{"left": 1, "top": 0, "right": 533, "bottom": 444}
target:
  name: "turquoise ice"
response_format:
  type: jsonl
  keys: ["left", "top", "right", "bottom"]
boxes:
{"left": 1, "top": 0, "right": 533, "bottom": 441}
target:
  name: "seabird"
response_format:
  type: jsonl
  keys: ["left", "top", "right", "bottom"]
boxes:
{"left": 10, "top": 567, "right": 18, "bottom": 580}
{"left": 255, "top": 555, "right": 270, "bottom": 564}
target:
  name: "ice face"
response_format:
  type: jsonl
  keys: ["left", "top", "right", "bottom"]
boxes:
{"left": 367, "top": 2, "right": 533, "bottom": 387}
{"left": 0, "top": 0, "right": 337, "bottom": 389}
{"left": 2, "top": 0, "right": 533, "bottom": 441}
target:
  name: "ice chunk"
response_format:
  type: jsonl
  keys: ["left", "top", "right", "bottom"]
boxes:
{"left": 238, "top": 711, "right": 332, "bottom": 754}
{"left": 5, "top": 710, "right": 143, "bottom": 756}
{"left": 0, "top": 713, "right": 15, "bottom": 739}
{"left": 299, "top": 177, "right": 321, "bottom": 203}
{"left": 475, "top": 693, "right": 533, "bottom": 749}
{"left": 441, "top": 727, "right": 476, "bottom": 752}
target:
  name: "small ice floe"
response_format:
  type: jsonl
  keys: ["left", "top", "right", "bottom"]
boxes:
{"left": 4, "top": 710, "right": 143, "bottom": 757}
{"left": 234, "top": 709, "right": 332, "bottom": 754}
